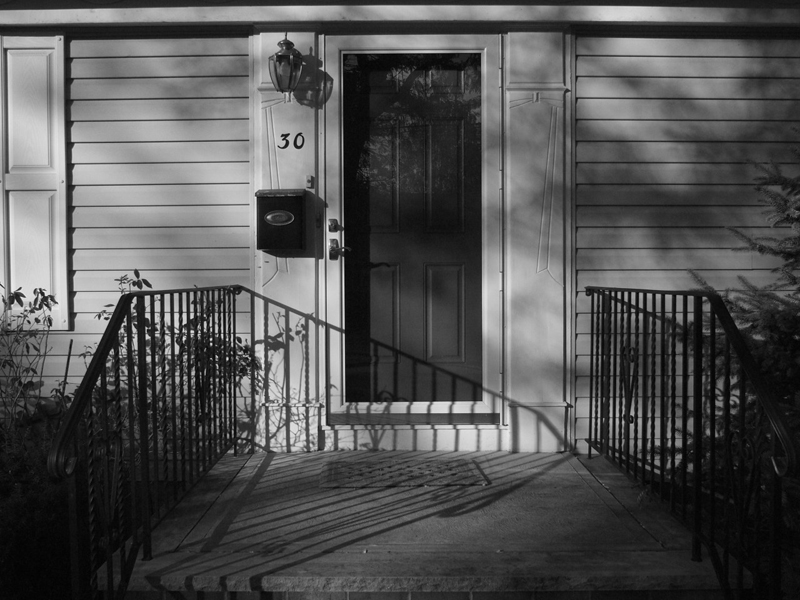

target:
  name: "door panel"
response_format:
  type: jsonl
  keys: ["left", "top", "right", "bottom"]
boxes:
{"left": 324, "top": 35, "right": 501, "bottom": 423}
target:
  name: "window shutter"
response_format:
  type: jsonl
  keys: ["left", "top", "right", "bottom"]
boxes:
{"left": 0, "top": 36, "right": 68, "bottom": 328}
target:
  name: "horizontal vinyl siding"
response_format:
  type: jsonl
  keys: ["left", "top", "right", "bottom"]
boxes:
{"left": 574, "top": 35, "right": 800, "bottom": 445}
{"left": 45, "top": 36, "right": 251, "bottom": 393}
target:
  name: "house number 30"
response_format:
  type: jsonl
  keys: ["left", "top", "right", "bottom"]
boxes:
{"left": 278, "top": 133, "right": 305, "bottom": 150}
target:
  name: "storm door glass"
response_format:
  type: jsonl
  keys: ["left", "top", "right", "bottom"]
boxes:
{"left": 342, "top": 53, "right": 483, "bottom": 410}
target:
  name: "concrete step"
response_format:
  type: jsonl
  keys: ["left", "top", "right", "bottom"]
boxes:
{"left": 123, "top": 591, "right": 725, "bottom": 599}
{"left": 321, "top": 425, "right": 509, "bottom": 451}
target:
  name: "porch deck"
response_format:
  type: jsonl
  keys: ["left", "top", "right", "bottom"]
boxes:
{"left": 123, "top": 451, "right": 723, "bottom": 599}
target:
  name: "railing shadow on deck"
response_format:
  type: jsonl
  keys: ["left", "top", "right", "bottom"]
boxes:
{"left": 585, "top": 285, "right": 799, "bottom": 600}
{"left": 133, "top": 451, "right": 573, "bottom": 590}
{"left": 46, "top": 284, "right": 564, "bottom": 600}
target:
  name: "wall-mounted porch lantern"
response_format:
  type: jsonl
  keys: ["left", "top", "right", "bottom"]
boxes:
{"left": 268, "top": 36, "right": 304, "bottom": 102}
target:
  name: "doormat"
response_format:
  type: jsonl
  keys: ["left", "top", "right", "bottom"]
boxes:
{"left": 319, "top": 458, "right": 489, "bottom": 488}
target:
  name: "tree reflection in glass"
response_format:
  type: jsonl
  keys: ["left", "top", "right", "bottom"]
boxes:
{"left": 342, "top": 53, "right": 483, "bottom": 408}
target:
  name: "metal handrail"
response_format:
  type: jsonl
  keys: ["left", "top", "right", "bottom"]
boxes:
{"left": 586, "top": 285, "right": 799, "bottom": 600}
{"left": 47, "top": 284, "right": 243, "bottom": 480}
{"left": 704, "top": 293, "right": 797, "bottom": 477}
{"left": 46, "top": 284, "right": 250, "bottom": 599}
{"left": 585, "top": 285, "right": 797, "bottom": 478}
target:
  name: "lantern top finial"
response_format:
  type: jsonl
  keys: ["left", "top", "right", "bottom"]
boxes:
{"left": 277, "top": 38, "right": 296, "bottom": 52}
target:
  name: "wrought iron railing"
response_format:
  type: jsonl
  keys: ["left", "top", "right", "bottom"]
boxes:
{"left": 46, "top": 285, "right": 320, "bottom": 599}
{"left": 585, "top": 286, "right": 798, "bottom": 600}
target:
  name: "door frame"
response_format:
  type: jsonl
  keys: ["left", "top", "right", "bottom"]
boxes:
{"left": 321, "top": 34, "right": 503, "bottom": 424}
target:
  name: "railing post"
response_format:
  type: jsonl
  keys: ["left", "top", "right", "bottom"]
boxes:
{"left": 230, "top": 289, "right": 238, "bottom": 455}
{"left": 136, "top": 295, "right": 153, "bottom": 560}
{"left": 588, "top": 290, "right": 596, "bottom": 458}
{"left": 599, "top": 292, "right": 612, "bottom": 455}
{"left": 692, "top": 295, "right": 704, "bottom": 562}
{"left": 67, "top": 436, "right": 91, "bottom": 600}
{"left": 770, "top": 474, "right": 783, "bottom": 600}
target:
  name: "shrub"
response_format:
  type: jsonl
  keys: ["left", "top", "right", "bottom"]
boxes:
{"left": 0, "top": 284, "right": 71, "bottom": 599}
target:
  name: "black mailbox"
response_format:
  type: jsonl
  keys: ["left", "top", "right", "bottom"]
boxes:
{"left": 256, "top": 188, "right": 306, "bottom": 255}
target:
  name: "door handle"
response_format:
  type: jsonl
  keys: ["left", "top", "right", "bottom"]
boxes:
{"left": 329, "top": 239, "right": 351, "bottom": 260}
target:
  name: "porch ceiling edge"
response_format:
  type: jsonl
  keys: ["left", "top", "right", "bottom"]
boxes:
{"left": 1, "top": 6, "right": 800, "bottom": 28}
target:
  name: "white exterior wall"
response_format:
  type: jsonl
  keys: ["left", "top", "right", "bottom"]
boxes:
{"left": 3, "top": 5, "right": 798, "bottom": 452}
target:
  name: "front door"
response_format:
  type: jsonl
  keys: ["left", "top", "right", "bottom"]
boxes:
{"left": 324, "top": 36, "right": 501, "bottom": 424}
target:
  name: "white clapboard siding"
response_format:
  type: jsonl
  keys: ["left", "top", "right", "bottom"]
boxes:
{"left": 72, "top": 120, "right": 249, "bottom": 142}
{"left": 72, "top": 141, "right": 249, "bottom": 164}
{"left": 72, "top": 205, "right": 249, "bottom": 228}
{"left": 72, "top": 184, "right": 249, "bottom": 205}
{"left": 73, "top": 227, "right": 247, "bottom": 248}
{"left": 577, "top": 78, "right": 800, "bottom": 100}
{"left": 69, "top": 56, "right": 247, "bottom": 79}
{"left": 70, "top": 98, "right": 247, "bottom": 121}
{"left": 45, "top": 36, "right": 252, "bottom": 387}
{"left": 578, "top": 227, "right": 780, "bottom": 249}
{"left": 577, "top": 120, "right": 800, "bottom": 143}
{"left": 71, "top": 77, "right": 250, "bottom": 99}
{"left": 574, "top": 35, "right": 800, "bottom": 428}
{"left": 576, "top": 35, "right": 800, "bottom": 295}
{"left": 578, "top": 184, "right": 767, "bottom": 206}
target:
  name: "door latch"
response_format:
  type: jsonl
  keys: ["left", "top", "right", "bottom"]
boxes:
{"left": 329, "top": 239, "right": 351, "bottom": 260}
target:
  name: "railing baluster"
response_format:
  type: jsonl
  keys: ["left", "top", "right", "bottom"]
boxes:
{"left": 168, "top": 293, "right": 178, "bottom": 500}
{"left": 600, "top": 292, "right": 611, "bottom": 455}
{"left": 98, "top": 367, "right": 114, "bottom": 596}
{"left": 249, "top": 291, "right": 257, "bottom": 454}
{"left": 212, "top": 289, "right": 220, "bottom": 457}
{"left": 264, "top": 300, "right": 275, "bottom": 408}
{"left": 179, "top": 292, "right": 187, "bottom": 492}
{"left": 611, "top": 291, "right": 619, "bottom": 461}
{"left": 623, "top": 290, "right": 632, "bottom": 473}
{"left": 229, "top": 290, "right": 235, "bottom": 450}
{"left": 770, "top": 466, "right": 783, "bottom": 600}
{"left": 125, "top": 307, "right": 138, "bottom": 550}
{"left": 669, "top": 294, "right": 678, "bottom": 512}
{"left": 111, "top": 335, "right": 128, "bottom": 579}
{"left": 187, "top": 292, "right": 196, "bottom": 484}
{"left": 736, "top": 367, "right": 747, "bottom": 592}
{"left": 722, "top": 336, "right": 732, "bottom": 588}
{"left": 198, "top": 290, "right": 207, "bottom": 473}
{"left": 588, "top": 290, "right": 596, "bottom": 457}
{"left": 708, "top": 303, "right": 717, "bottom": 551}
{"left": 692, "top": 295, "right": 704, "bottom": 562}
{"left": 637, "top": 292, "right": 646, "bottom": 480}
{"left": 85, "top": 384, "right": 100, "bottom": 595}
{"left": 644, "top": 293, "right": 655, "bottom": 485}
{"left": 135, "top": 295, "right": 153, "bottom": 561}
{"left": 148, "top": 297, "right": 160, "bottom": 521}
{"left": 656, "top": 294, "right": 665, "bottom": 493}
{"left": 284, "top": 308, "right": 292, "bottom": 452}
{"left": 158, "top": 293, "right": 168, "bottom": 509}
{"left": 681, "top": 295, "right": 690, "bottom": 519}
